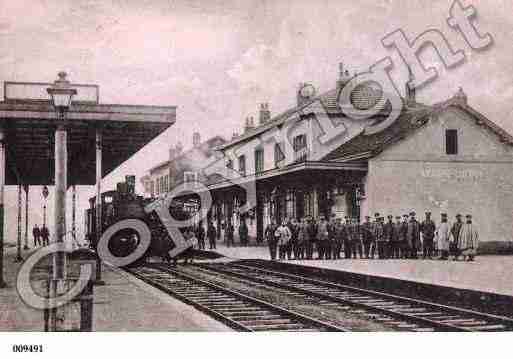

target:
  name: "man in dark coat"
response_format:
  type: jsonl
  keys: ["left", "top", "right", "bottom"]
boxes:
{"left": 317, "top": 216, "right": 329, "bottom": 260}
{"left": 400, "top": 214, "right": 409, "bottom": 258}
{"left": 288, "top": 218, "right": 299, "bottom": 260}
{"left": 196, "top": 222, "right": 206, "bottom": 250}
{"left": 33, "top": 224, "right": 41, "bottom": 247}
{"left": 305, "top": 217, "right": 317, "bottom": 260}
{"left": 207, "top": 221, "right": 217, "bottom": 250}
{"left": 332, "top": 218, "right": 343, "bottom": 259}
{"left": 342, "top": 216, "right": 351, "bottom": 259}
{"left": 265, "top": 220, "right": 279, "bottom": 260}
{"left": 392, "top": 216, "right": 402, "bottom": 258}
{"left": 361, "top": 216, "right": 374, "bottom": 259}
{"left": 450, "top": 214, "right": 464, "bottom": 260}
{"left": 420, "top": 211, "right": 436, "bottom": 259}
{"left": 41, "top": 226, "right": 50, "bottom": 246}
{"left": 375, "top": 217, "right": 386, "bottom": 259}
{"left": 238, "top": 219, "right": 249, "bottom": 247}
{"left": 225, "top": 220, "right": 234, "bottom": 247}
{"left": 407, "top": 211, "right": 421, "bottom": 259}
{"left": 383, "top": 215, "right": 395, "bottom": 259}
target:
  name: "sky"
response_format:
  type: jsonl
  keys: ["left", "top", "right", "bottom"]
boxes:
{"left": 0, "top": 0, "right": 512, "bottom": 243}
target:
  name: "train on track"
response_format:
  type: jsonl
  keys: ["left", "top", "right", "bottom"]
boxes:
{"left": 84, "top": 175, "right": 194, "bottom": 265}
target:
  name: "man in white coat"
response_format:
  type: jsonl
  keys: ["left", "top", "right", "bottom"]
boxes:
{"left": 435, "top": 213, "right": 450, "bottom": 260}
{"left": 458, "top": 214, "right": 479, "bottom": 261}
{"left": 275, "top": 220, "right": 292, "bottom": 260}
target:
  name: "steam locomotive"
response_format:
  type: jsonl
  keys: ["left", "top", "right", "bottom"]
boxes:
{"left": 84, "top": 175, "right": 193, "bottom": 265}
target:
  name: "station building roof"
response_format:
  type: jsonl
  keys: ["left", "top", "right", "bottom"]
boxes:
{"left": 0, "top": 80, "right": 176, "bottom": 185}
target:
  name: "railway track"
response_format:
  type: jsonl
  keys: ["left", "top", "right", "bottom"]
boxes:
{"left": 192, "top": 262, "right": 513, "bottom": 332}
{"left": 128, "top": 265, "right": 347, "bottom": 332}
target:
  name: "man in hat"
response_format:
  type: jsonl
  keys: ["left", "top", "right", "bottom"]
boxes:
{"left": 383, "top": 215, "right": 395, "bottom": 259}
{"left": 420, "top": 211, "right": 436, "bottom": 259}
{"left": 369, "top": 213, "right": 380, "bottom": 259}
{"left": 450, "top": 214, "right": 464, "bottom": 260}
{"left": 317, "top": 216, "right": 329, "bottom": 259}
{"left": 374, "top": 216, "right": 385, "bottom": 259}
{"left": 276, "top": 219, "right": 292, "bottom": 260}
{"left": 361, "top": 216, "right": 374, "bottom": 259}
{"left": 33, "top": 224, "right": 41, "bottom": 248}
{"left": 392, "top": 216, "right": 402, "bottom": 258}
{"left": 406, "top": 211, "right": 421, "bottom": 259}
{"left": 400, "top": 214, "right": 410, "bottom": 258}
{"left": 435, "top": 213, "right": 450, "bottom": 260}
{"left": 342, "top": 216, "right": 351, "bottom": 259}
{"left": 458, "top": 215, "right": 479, "bottom": 261}
{"left": 326, "top": 215, "right": 337, "bottom": 260}
{"left": 332, "top": 217, "right": 343, "bottom": 259}
{"left": 306, "top": 216, "right": 318, "bottom": 260}
{"left": 350, "top": 217, "right": 363, "bottom": 259}
{"left": 265, "top": 219, "right": 279, "bottom": 260}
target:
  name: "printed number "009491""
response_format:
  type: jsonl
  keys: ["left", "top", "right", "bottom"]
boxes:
{"left": 12, "top": 345, "right": 43, "bottom": 353}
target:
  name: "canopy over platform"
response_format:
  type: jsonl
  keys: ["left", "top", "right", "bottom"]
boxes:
{"left": 0, "top": 81, "right": 176, "bottom": 185}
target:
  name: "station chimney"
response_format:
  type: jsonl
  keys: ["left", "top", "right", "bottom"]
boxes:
{"left": 336, "top": 62, "right": 352, "bottom": 91}
{"left": 193, "top": 131, "right": 201, "bottom": 147}
{"left": 244, "top": 116, "right": 255, "bottom": 133}
{"left": 259, "top": 103, "right": 271, "bottom": 125}
{"left": 405, "top": 66, "right": 416, "bottom": 105}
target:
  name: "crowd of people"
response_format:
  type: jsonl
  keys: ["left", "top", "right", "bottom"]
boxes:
{"left": 264, "top": 211, "right": 479, "bottom": 262}
{"left": 32, "top": 224, "right": 50, "bottom": 247}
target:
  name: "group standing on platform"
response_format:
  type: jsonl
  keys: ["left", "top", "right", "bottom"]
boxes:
{"left": 32, "top": 224, "right": 50, "bottom": 247}
{"left": 264, "top": 211, "right": 479, "bottom": 262}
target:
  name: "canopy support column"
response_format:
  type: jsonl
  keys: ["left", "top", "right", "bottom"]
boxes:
{"left": 0, "top": 130, "right": 6, "bottom": 288}
{"left": 94, "top": 128, "right": 105, "bottom": 285}
{"left": 53, "top": 123, "right": 67, "bottom": 280}
{"left": 14, "top": 184, "right": 23, "bottom": 262}
{"left": 72, "top": 185, "right": 76, "bottom": 250}
{"left": 24, "top": 185, "right": 29, "bottom": 250}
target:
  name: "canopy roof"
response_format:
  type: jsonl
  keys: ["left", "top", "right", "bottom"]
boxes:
{"left": 0, "top": 86, "right": 175, "bottom": 185}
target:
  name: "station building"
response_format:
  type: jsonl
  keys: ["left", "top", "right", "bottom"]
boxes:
{"left": 195, "top": 66, "right": 513, "bottom": 244}
{"left": 149, "top": 65, "right": 512, "bottom": 244}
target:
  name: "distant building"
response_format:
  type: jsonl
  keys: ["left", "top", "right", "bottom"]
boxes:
{"left": 144, "top": 133, "right": 226, "bottom": 199}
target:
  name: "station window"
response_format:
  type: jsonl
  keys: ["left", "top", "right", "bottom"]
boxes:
{"left": 274, "top": 142, "right": 285, "bottom": 167}
{"left": 293, "top": 134, "right": 308, "bottom": 162}
{"left": 446, "top": 129, "right": 458, "bottom": 155}
{"left": 238, "top": 155, "right": 246, "bottom": 177}
{"left": 255, "top": 148, "right": 264, "bottom": 174}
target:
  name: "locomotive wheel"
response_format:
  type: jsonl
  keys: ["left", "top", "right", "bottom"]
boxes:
{"left": 107, "top": 227, "right": 141, "bottom": 259}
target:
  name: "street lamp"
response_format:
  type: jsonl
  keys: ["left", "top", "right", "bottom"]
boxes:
{"left": 42, "top": 185, "right": 48, "bottom": 229}
{"left": 47, "top": 72, "right": 77, "bottom": 116}
{"left": 46, "top": 72, "right": 76, "bottom": 331}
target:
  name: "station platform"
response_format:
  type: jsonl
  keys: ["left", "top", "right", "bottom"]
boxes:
{"left": 0, "top": 246, "right": 231, "bottom": 331}
{"left": 211, "top": 243, "right": 513, "bottom": 297}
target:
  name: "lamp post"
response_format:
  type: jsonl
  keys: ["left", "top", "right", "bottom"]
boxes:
{"left": 23, "top": 184, "right": 29, "bottom": 250}
{"left": 42, "top": 185, "right": 48, "bottom": 235}
{"left": 14, "top": 184, "right": 23, "bottom": 262}
{"left": 47, "top": 72, "right": 76, "bottom": 331}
